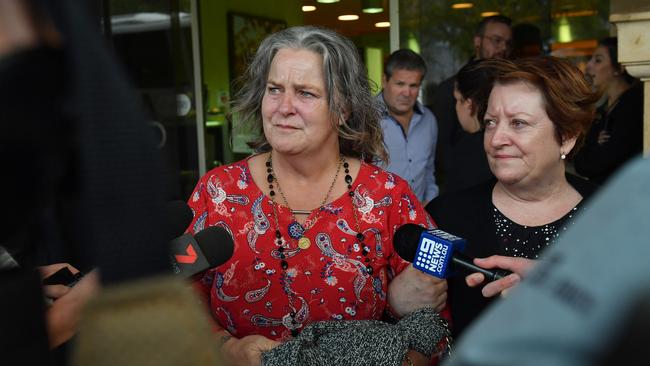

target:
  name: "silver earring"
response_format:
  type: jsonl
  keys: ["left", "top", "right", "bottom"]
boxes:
{"left": 560, "top": 154, "right": 566, "bottom": 160}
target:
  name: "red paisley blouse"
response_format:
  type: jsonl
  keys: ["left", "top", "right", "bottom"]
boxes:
{"left": 187, "top": 157, "right": 434, "bottom": 341}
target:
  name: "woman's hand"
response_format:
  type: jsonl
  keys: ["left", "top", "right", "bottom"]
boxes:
{"left": 388, "top": 265, "right": 447, "bottom": 317}
{"left": 402, "top": 349, "right": 430, "bottom": 366}
{"left": 465, "top": 256, "right": 535, "bottom": 298}
{"left": 220, "top": 334, "right": 280, "bottom": 366}
{"left": 597, "top": 130, "right": 611, "bottom": 145}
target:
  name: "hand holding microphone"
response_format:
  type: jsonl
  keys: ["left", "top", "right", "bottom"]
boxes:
{"left": 393, "top": 224, "right": 513, "bottom": 282}
{"left": 39, "top": 263, "right": 100, "bottom": 348}
{"left": 466, "top": 255, "right": 536, "bottom": 297}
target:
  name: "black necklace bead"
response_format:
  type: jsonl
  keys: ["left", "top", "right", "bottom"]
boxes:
{"left": 267, "top": 155, "right": 375, "bottom": 335}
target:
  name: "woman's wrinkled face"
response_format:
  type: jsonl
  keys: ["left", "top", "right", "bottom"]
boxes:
{"left": 261, "top": 48, "right": 339, "bottom": 156}
{"left": 585, "top": 45, "right": 619, "bottom": 90}
{"left": 483, "top": 81, "right": 575, "bottom": 187}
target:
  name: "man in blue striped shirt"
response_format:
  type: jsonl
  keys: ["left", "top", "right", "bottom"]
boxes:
{"left": 378, "top": 49, "right": 439, "bottom": 204}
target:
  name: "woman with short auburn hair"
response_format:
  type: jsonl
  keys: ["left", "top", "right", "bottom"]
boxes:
{"left": 427, "top": 56, "right": 600, "bottom": 338}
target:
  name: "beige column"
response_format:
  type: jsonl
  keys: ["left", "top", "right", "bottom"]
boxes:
{"left": 610, "top": 4, "right": 650, "bottom": 155}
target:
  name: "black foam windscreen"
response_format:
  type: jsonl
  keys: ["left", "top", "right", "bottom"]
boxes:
{"left": 195, "top": 226, "right": 235, "bottom": 268}
{"left": 164, "top": 200, "right": 193, "bottom": 240}
{"left": 393, "top": 224, "right": 427, "bottom": 263}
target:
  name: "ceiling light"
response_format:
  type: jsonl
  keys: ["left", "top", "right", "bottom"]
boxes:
{"left": 338, "top": 14, "right": 359, "bottom": 21}
{"left": 317, "top": 0, "right": 339, "bottom": 3}
{"left": 375, "top": 21, "right": 390, "bottom": 28}
{"left": 302, "top": 5, "right": 316, "bottom": 12}
{"left": 362, "top": 0, "right": 384, "bottom": 13}
{"left": 452, "top": 3, "right": 474, "bottom": 9}
{"left": 481, "top": 11, "right": 499, "bottom": 17}
{"left": 552, "top": 10, "right": 597, "bottom": 18}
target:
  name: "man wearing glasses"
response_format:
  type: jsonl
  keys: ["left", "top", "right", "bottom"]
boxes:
{"left": 474, "top": 15, "right": 513, "bottom": 59}
{"left": 432, "top": 15, "right": 513, "bottom": 195}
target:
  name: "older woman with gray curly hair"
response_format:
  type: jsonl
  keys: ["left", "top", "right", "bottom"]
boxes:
{"left": 186, "top": 26, "right": 447, "bottom": 365}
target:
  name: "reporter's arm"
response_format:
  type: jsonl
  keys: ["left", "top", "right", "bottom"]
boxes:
{"left": 45, "top": 270, "right": 100, "bottom": 348}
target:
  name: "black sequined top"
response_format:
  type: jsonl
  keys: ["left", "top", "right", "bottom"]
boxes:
{"left": 426, "top": 176, "right": 597, "bottom": 339}
{"left": 493, "top": 205, "right": 581, "bottom": 259}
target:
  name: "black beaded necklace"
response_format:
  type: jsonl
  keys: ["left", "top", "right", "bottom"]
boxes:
{"left": 265, "top": 153, "right": 374, "bottom": 336}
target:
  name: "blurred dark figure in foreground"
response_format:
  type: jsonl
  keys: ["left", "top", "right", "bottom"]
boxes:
{"left": 1, "top": 0, "right": 170, "bottom": 363}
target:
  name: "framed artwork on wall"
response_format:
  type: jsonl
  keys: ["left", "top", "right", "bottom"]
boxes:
{"left": 227, "top": 12, "right": 286, "bottom": 90}
{"left": 227, "top": 13, "right": 286, "bottom": 154}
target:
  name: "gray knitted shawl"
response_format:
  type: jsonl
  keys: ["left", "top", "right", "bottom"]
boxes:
{"left": 262, "top": 307, "right": 447, "bottom": 366}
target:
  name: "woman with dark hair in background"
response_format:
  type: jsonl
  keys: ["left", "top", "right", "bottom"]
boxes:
{"left": 427, "top": 56, "right": 599, "bottom": 339}
{"left": 453, "top": 59, "right": 496, "bottom": 135}
{"left": 444, "top": 59, "right": 497, "bottom": 192}
{"left": 574, "top": 37, "right": 644, "bottom": 185}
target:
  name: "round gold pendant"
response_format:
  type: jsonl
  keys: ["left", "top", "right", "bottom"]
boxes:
{"left": 298, "top": 237, "right": 311, "bottom": 250}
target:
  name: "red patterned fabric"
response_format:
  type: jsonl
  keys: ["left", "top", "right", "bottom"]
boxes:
{"left": 187, "top": 158, "right": 435, "bottom": 341}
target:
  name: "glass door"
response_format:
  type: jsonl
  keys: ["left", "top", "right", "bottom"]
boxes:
{"left": 102, "top": 0, "right": 205, "bottom": 200}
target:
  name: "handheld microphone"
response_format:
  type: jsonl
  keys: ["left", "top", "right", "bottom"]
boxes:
{"left": 169, "top": 226, "right": 235, "bottom": 278}
{"left": 164, "top": 200, "right": 194, "bottom": 240}
{"left": 394, "top": 224, "right": 511, "bottom": 281}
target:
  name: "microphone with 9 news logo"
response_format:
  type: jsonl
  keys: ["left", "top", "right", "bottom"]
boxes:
{"left": 394, "top": 224, "right": 511, "bottom": 281}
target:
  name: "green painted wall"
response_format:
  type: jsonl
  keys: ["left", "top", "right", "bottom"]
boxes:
{"left": 199, "top": 0, "right": 303, "bottom": 111}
